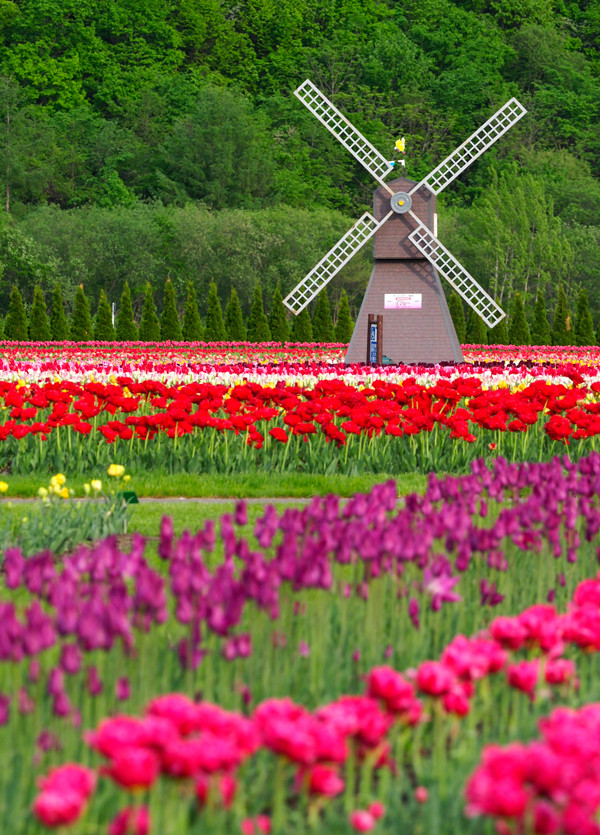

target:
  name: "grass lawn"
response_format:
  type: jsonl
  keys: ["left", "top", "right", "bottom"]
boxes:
{"left": 127, "top": 499, "right": 307, "bottom": 540}
{"left": 1, "top": 471, "right": 428, "bottom": 562}
{"left": 1, "top": 470, "right": 428, "bottom": 498}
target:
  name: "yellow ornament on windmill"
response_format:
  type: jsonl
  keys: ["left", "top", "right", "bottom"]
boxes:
{"left": 394, "top": 137, "right": 405, "bottom": 154}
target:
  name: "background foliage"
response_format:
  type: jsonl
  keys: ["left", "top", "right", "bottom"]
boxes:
{"left": 0, "top": 0, "right": 597, "bottom": 328}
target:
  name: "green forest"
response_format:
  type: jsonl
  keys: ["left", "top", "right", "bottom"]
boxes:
{"left": 0, "top": 0, "right": 598, "bottom": 333}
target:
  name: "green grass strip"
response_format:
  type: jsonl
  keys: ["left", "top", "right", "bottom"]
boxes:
{"left": 1, "top": 470, "right": 428, "bottom": 499}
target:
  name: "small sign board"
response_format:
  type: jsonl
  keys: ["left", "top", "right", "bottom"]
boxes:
{"left": 367, "top": 314, "right": 383, "bottom": 365}
{"left": 369, "top": 322, "right": 378, "bottom": 364}
{"left": 384, "top": 293, "right": 422, "bottom": 310}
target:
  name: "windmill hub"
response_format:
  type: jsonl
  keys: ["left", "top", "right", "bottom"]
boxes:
{"left": 390, "top": 191, "right": 412, "bottom": 214}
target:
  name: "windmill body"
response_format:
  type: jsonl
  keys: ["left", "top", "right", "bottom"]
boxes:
{"left": 283, "top": 80, "right": 527, "bottom": 365}
{"left": 346, "top": 176, "right": 462, "bottom": 364}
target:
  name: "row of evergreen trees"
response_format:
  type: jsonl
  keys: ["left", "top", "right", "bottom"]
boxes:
{"left": 448, "top": 285, "right": 597, "bottom": 347}
{"left": 1, "top": 281, "right": 355, "bottom": 343}
{"left": 5, "top": 277, "right": 595, "bottom": 348}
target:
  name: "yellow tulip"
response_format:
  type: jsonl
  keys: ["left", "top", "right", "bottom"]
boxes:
{"left": 37, "top": 487, "right": 48, "bottom": 498}
{"left": 0, "top": 481, "right": 8, "bottom": 494}
{"left": 123, "top": 474, "right": 131, "bottom": 483}
{"left": 108, "top": 464, "right": 125, "bottom": 478}
{"left": 59, "top": 487, "right": 70, "bottom": 499}
{"left": 91, "top": 479, "right": 102, "bottom": 492}
{"left": 83, "top": 483, "right": 91, "bottom": 496}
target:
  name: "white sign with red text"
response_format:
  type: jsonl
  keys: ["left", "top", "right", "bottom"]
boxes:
{"left": 384, "top": 293, "right": 422, "bottom": 310}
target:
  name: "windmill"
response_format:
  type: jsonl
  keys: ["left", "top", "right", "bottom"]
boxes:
{"left": 283, "top": 80, "right": 527, "bottom": 364}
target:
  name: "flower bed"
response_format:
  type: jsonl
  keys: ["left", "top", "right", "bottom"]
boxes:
{"left": 4, "top": 452, "right": 600, "bottom": 832}
{"left": 28, "top": 568, "right": 600, "bottom": 834}
{"left": 3, "top": 368, "right": 600, "bottom": 474}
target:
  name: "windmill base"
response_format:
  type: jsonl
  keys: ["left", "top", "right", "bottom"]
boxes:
{"left": 345, "top": 259, "right": 464, "bottom": 365}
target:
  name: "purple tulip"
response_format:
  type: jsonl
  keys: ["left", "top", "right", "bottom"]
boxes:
{"left": 115, "top": 677, "right": 130, "bottom": 701}
{"left": 86, "top": 666, "right": 103, "bottom": 697}
{"left": 0, "top": 695, "right": 10, "bottom": 726}
{"left": 60, "top": 644, "right": 82, "bottom": 675}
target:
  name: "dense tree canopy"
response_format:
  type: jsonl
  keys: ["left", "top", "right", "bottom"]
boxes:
{"left": 0, "top": 0, "right": 597, "bottom": 328}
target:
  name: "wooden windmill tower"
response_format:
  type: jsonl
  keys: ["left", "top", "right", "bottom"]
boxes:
{"left": 283, "top": 80, "right": 526, "bottom": 364}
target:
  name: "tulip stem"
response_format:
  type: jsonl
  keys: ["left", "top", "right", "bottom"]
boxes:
{"left": 272, "top": 756, "right": 287, "bottom": 832}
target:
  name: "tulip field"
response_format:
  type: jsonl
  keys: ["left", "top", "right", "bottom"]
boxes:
{"left": 4, "top": 341, "right": 600, "bottom": 834}
{"left": 3, "top": 342, "right": 600, "bottom": 478}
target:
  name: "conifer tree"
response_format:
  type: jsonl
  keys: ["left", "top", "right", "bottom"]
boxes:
{"left": 28, "top": 285, "right": 51, "bottom": 341}
{"left": 291, "top": 307, "right": 314, "bottom": 342}
{"left": 447, "top": 292, "right": 466, "bottom": 345}
{"left": 508, "top": 292, "right": 531, "bottom": 345}
{"left": 94, "top": 289, "right": 116, "bottom": 341}
{"left": 204, "top": 280, "right": 227, "bottom": 341}
{"left": 49, "top": 284, "right": 69, "bottom": 341}
{"left": 5, "top": 285, "right": 28, "bottom": 341}
{"left": 312, "top": 289, "right": 334, "bottom": 342}
{"left": 551, "top": 284, "right": 572, "bottom": 346}
{"left": 465, "top": 307, "right": 487, "bottom": 345}
{"left": 574, "top": 287, "right": 596, "bottom": 347}
{"left": 139, "top": 283, "right": 161, "bottom": 341}
{"left": 224, "top": 286, "right": 246, "bottom": 341}
{"left": 268, "top": 283, "right": 289, "bottom": 343}
{"left": 247, "top": 283, "right": 271, "bottom": 342}
{"left": 160, "top": 279, "right": 183, "bottom": 341}
{"left": 0, "top": 316, "right": 4, "bottom": 340}
{"left": 182, "top": 281, "right": 203, "bottom": 341}
{"left": 334, "top": 289, "right": 353, "bottom": 343}
{"left": 116, "top": 280, "right": 138, "bottom": 341}
{"left": 70, "top": 285, "right": 93, "bottom": 341}
{"left": 488, "top": 314, "right": 509, "bottom": 346}
{"left": 530, "top": 288, "right": 552, "bottom": 345}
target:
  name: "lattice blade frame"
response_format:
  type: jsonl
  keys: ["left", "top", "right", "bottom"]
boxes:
{"left": 284, "top": 212, "right": 392, "bottom": 314}
{"left": 295, "top": 80, "right": 393, "bottom": 193}
{"left": 408, "top": 221, "right": 506, "bottom": 328}
{"left": 410, "top": 98, "right": 526, "bottom": 196}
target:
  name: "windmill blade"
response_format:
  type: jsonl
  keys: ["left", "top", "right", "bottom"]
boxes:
{"left": 295, "top": 80, "right": 394, "bottom": 193}
{"left": 408, "top": 220, "right": 505, "bottom": 328}
{"left": 410, "top": 98, "right": 526, "bottom": 196}
{"left": 284, "top": 211, "right": 392, "bottom": 314}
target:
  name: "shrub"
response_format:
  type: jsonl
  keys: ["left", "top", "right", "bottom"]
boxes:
{"left": 312, "top": 289, "right": 334, "bottom": 342}
{"left": 160, "top": 279, "right": 182, "bottom": 341}
{"left": 447, "top": 292, "right": 466, "bottom": 344}
{"left": 5, "top": 285, "right": 28, "bottom": 341}
{"left": 139, "top": 283, "right": 161, "bottom": 341}
{"left": 268, "top": 283, "right": 289, "bottom": 343}
{"left": 182, "top": 281, "right": 203, "bottom": 341}
{"left": 28, "top": 285, "right": 51, "bottom": 341}
{"left": 70, "top": 285, "right": 93, "bottom": 341}
{"left": 204, "top": 280, "right": 227, "bottom": 341}
{"left": 247, "top": 283, "right": 271, "bottom": 342}
{"left": 94, "top": 289, "right": 116, "bottom": 341}
{"left": 290, "top": 307, "right": 313, "bottom": 341}
{"left": 224, "top": 287, "right": 246, "bottom": 341}
{"left": 530, "top": 288, "right": 551, "bottom": 345}
{"left": 508, "top": 292, "right": 531, "bottom": 346}
{"left": 334, "top": 289, "right": 353, "bottom": 343}
{"left": 116, "top": 280, "right": 139, "bottom": 341}
{"left": 49, "top": 284, "right": 69, "bottom": 341}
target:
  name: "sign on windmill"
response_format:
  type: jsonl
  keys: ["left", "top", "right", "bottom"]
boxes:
{"left": 283, "top": 81, "right": 526, "bottom": 365}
